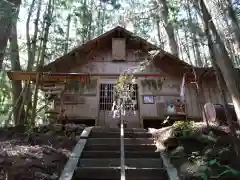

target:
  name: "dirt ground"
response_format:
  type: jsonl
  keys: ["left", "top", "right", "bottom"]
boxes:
{"left": 150, "top": 122, "right": 240, "bottom": 180}
{"left": 0, "top": 124, "right": 85, "bottom": 180}
{"left": 2, "top": 121, "right": 240, "bottom": 180}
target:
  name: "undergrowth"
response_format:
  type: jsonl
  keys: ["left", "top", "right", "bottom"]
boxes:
{"left": 172, "top": 121, "right": 196, "bottom": 137}
{"left": 169, "top": 121, "right": 240, "bottom": 179}
{"left": 201, "top": 158, "right": 240, "bottom": 179}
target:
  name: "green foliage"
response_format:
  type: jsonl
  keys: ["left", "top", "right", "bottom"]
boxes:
{"left": 172, "top": 121, "right": 195, "bottom": 137}
{"left": 200, "top": 158, "right": 240, "bottom": 179}
{"left": 114, "top": 74, "right": 135, "bottom": 105}
{"left": 0, "top": 72, "right": 11, "bottom": 118}
{"left": 167, "top": 0, "right": 180, "bottom": 25}
{"left": 115, "top": 74, "right": 134, "bottom": 91}
{"left": 3, "top": 0, "right": 240, "bottom": 127}
{"left": 185, "top": 144, "right": 240, "bottom": 179}
{"left": 100, "top": 0, "right": 121, "bottom": 9}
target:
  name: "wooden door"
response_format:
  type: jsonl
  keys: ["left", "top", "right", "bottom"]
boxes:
{"left": 98, "top": 82, "right": 140, "bottom": 128}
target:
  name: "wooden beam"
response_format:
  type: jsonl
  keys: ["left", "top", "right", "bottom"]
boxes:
{"left": 45, "top": 90, "right": 63, "bottom": 95}
{"left": 7, "top": 71, "right": 169, "bottom": 81}
{"left": 7, "top": 71, "right": 90, "bottom": 82}
{"left": 140, "top": 92, "right": 180, "bottom": 96}
{"left": 42, "top": 84, "right": 65, "bottom": 89}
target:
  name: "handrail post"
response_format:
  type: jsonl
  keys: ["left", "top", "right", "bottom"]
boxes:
{"left": 120, "top": 108, "right": 125, "bottom": 180}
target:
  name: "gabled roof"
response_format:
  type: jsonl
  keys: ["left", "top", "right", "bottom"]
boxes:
{"left": 43, "top": 26, "right": 158, "bottom": 71}
{"left": 43, "top": 26, "right": 191, "bottom": 72}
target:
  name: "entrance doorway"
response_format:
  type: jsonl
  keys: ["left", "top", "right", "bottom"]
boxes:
{"left": 98, "top": 83, "right": 140, "bottom": 128}
{"left": 68, "top": 118, "right": 95, "bottom": 126}
{"left": 143, "top": 119, "right": 163, "bottom": 129}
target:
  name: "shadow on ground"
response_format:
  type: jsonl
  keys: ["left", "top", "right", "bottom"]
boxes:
{"left": 0, "top": 124, "right": 85, "bottom": 180}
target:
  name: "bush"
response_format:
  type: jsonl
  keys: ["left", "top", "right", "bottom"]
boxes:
{"left": 172, "top": 121, "right": 195, "bottom": 137}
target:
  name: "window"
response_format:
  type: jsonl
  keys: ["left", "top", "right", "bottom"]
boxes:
{"left": 112, "top": 38, "right": 126, "bottom": 60}
{"left": 143, "top": 96, "right": 155, "bottom": 104}
{"left": 99, "top": 84, "right": 114, "bottom": 110}
{"left": 99, "top": 84, "right": 138, "bottom": 110}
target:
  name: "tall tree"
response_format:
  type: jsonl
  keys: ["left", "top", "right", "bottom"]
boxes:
{"left": 185, "top": 1, "right": 203, "bottom": 67}
{"left": 31, "top": 0, "right": 54, "bottom": 124}
{"left": 157, "top": 0, "right": 179, "bottom": 56}
{"left": 197, "top": 0, "right": 240, "bottom": 124}
{"left": 203, "top": 9, "right": 239, "bottom": 154}
{"left": 9, "top": 7, "right": 23, "bottom": 125}
{"left": 64, "top": 14, "right": 71, "bottom": 54}
{"left": 0, "top": 0, "right": 21, "bottom": 69}
{"left": 225, "top": 0, "right": 240, "bottom": 50}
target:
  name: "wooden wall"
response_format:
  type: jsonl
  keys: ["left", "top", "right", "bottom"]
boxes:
{"left": 184, "top": 80, "right": 232, "bottom": 118}
{"left": 138, "top": 77, "right": 181, "bottom": 118}
{"left": 53, "top": 39, "right": 233, "bottom": 124}
{"left": 54, "top": 47, "right": 152, "bottom": 124}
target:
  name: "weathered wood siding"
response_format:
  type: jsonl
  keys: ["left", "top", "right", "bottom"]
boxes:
{"left": 112, "top": 38, "right": 126, "bottom": 60}
{"left": 54, "top": 48, "right": 150, "bottom": 127}
{"left": 138, "top": 77, "right": 181, "bottom": 119}
{"left": 184, "top": 80, "right": 232, "bottom": 119}
{"left": 54, "top": 44, "right": 233, "bottom": 124}
{"left": 184, "top": 83, "right": 201, "bottom": 117}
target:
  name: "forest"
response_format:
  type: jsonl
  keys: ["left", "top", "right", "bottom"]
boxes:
{"left": 1, "top": 0, "right": 240, "bottom": 179}
{"left": 0, "top": 0, "right": 239, "bottom": 126}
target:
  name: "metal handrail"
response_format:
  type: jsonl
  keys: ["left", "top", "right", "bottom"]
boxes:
{"left": 120, "top": 111, "right": 125, "bottom": 180}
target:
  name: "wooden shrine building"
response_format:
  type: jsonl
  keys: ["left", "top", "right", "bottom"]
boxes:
{"left": 7, "top": 26, "right": 233, "bottom": 128}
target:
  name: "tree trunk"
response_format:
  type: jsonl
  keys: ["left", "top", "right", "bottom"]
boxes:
{"left": 186, "top": 2, "right": 202, "bottom": 67}
{"left": 81, "top": 0, "right": 88, "bottom": 43}
{"left": 64, "top": 14, "right": 71, "bottom": 54}
{"left": 155, "top": 17, "right": 165, "bottom": 49}
{"left": 157, "top": 0, "right": 178, "bottom": 56}
{"left": 26, "top": 0, "right": 38, "bottom": 71}
{"left": 218, "top": 0, "right": 239, "bottom": 66}
{"left": 0, "top": 0, "right": 21, "bottom": 69}
{"left": 225, "top": 0, "right": 240, "bottom": 50}
{"left": 8, "top": 4, "right": 24, "bottom": 125}
{"left": 31, "top": 0, "right": 53, "bottom": 125}
{"left": 198, "top": 0, "right": 240, "bottom": 124}
{"left": 204, "top": 16, "right": 239, "bottom": 155}
{"left": 24, "top": 0, "right": 42, "bottom": 125}
{"left": 175, "top": 28, "right": 184, "bottom": 60}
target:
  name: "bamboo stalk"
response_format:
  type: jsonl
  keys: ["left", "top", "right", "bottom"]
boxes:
{"left": 36, "top": 100, "right": 52, "bottom": 113}
{"left": 31, "top": 72, "right": 41, "bottom": 125}
{"left": 6, "top": 86, "right": 25, "bottom": 125}
{"left": 17, "top": 79, "right": 31, "bottom": 125}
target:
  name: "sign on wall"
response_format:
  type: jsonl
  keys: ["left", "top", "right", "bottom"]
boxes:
{"left": 143, "top": 96, "right": 155, "bottom": 104}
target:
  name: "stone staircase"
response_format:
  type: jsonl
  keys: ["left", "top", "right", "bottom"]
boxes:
{"left": 71, "top": 127, "right": 169, "bottom": 180}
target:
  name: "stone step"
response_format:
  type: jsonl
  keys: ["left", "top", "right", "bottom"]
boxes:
{"left": 84, "top": 144, "right": 156, "bottom": 151}
{"left": 92, "top": 127, "right": 147, "bottom": 133}
{"left": 73, "top": 167, "right": 168, "bottom": 180}
{"left": 86, "top": 138, "right": 154, "bottom": 145}
{"left": 81, "top": 151, "right": 160, "bottom": 159}
{"left": 78, "top": 158, "right": 163, "bottom": 168}
{"left": 89, "top": 132, "right": 152, "bottom": 138}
